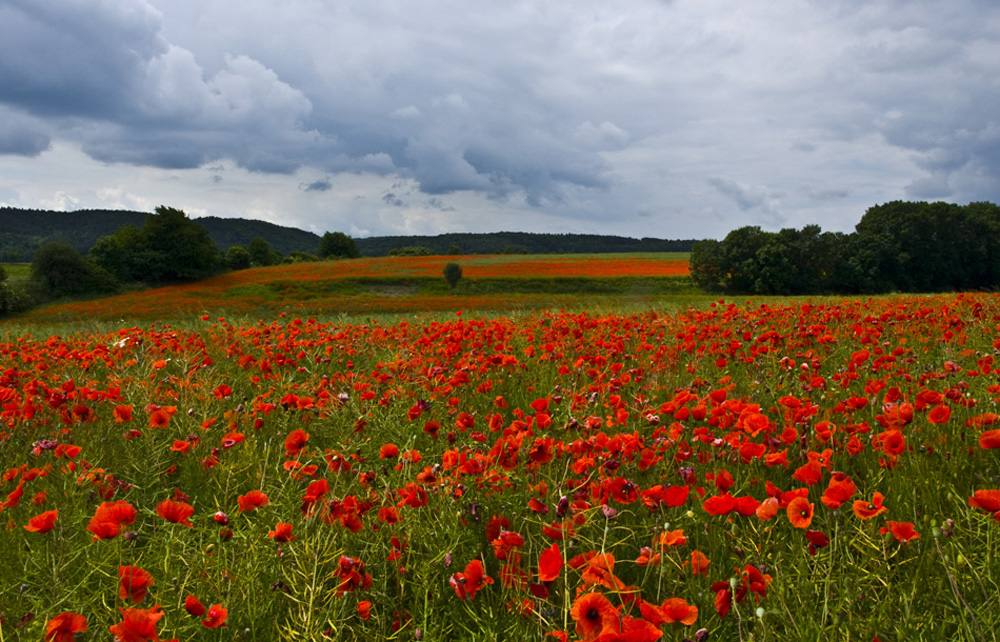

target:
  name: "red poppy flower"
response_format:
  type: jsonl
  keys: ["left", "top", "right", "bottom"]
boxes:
{"left": 379, "top": 443, "right": 400, "bottom": 459}
{"left": 119, "top": 565, "right": 155, "bottom": 603}
{"left": 853, "top": 492, "right": 888, "bottom": 520}
{"left": 635, "top": 546, "right": 661, "bottom": 567}
{"left": 660, "top": 597, "right": 699, "bottom": 625}
{"left": 113, "top": 405, "right": 134, "bottom": 423}
{"left": 450, "top": 559, "right": 494, "bottom": 600}
{"left": 581, "top": 552, "right": 623, "bottom": 590}
{"left": 156, "top": 499, "right": 194, "bottom": 527}
{"left": 883, "top": 521, "right": 920, "bottom": 544}
{"left": 269, "top": 522, "right": 297, "bottom": 542}
{"left": 821, "top": 473, "right": 857, "bottom": 510}
{"left": 755, "top": 497, "right": 779, "bottom": 520}
{"left": 109, "top": 604, "right": 166, "bottom": 642}
{"left": 202, "top": 604, "right": 228, "bottom": 629}
{"left": 927, "top": 404, "right": 951, "bottom": 424}
{"left": 45, "top": 612, "right": 87, "bottom": 642}
{"left": 24, "top": 509, "right": 58, "bottom": 534}
{"left": 184, "top": 594, "right": 206, "bottom": 616}
{"left": 786, "top": 496, "right": 814, "bottom": 529}
{"left": 688, "top": 550, "right": 710, "bottom": 576}
{"left": 238, "top": 489, "right": 270, "bottom": 512}
{"left": 148, "top": 408, "right": 171, "bottom": 429}
{"left": 702, "top": 493, "right": 737, "bottom": 516}
{"left": 169, "top": 440, "right": 191, "bottom": 455}
{"left": 734, "top": 495, "right": 761, "bottom": 516}
{"left": 968, "top": 490, "right": 1000, "bottom": 522}
{"left": 570, "top": 592, "right": 620, "bottom": 641}
{"left": 538, "top": 543, "right": 563, "bottom": 582}
{"left": 979, "top": 430, "right": 1000, "bottom": 449}
{"left": 284, "top": 429, "right": 310, "bottom": 457}
{"left": 968, "top": 489, "right": 1000, "bottom": 512}
{"left": 805, "top": 529, "right": 830, "bottom": 555}
{"left": 357, "top": 600, "right": 372, "bottom": 620}
{"left": 87, "top": 500, "right": 137, "bottom": 540}
{"left": 655, "top": 529, "right": 687, "bottom": 549}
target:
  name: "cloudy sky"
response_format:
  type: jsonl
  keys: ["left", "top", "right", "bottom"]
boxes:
{"left": 1, "top": 0, "right": 998, "bottom": 240}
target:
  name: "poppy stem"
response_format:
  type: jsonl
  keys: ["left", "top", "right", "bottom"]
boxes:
{"left": 934, "top": 537, "right": 988, "bottom": 642}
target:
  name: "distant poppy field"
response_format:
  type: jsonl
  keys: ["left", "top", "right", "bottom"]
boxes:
{"left": 22, "top": 253, "right": 693, "bottom": 322}
{"left": 2, "top": 292, "right": 999, "bottom": 641}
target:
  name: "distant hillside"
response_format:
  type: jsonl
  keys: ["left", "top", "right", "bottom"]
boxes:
{"left": 0, "top": 207, "right": 694, "bottom": 262}
{"left": 0, "top": 208, "right": 147, "bottom": 261}
{"left": 0, "top": 208, "right": 321, "bottom": 261}
{"left": 354, "top": 232, "right": 694, "bottom": 256}
{"left": 195, "top": 216, "right": 321, "bottom": 256}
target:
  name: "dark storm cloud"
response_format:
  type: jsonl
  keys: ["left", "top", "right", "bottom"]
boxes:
{"left": 301, "top": 179, "right": 332, "bottom": 192}
{"left": 2, "top": 0, "right": 1000, "bottom": 238}
{"left": 0, "top": 107, "right": 51, "bottom": 156}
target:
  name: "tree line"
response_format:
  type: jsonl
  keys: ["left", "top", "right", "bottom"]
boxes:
{"left": 1, "top": 207, "right": 361, "bottom": 316}
{"left": 0, "top": 207, "right": 695, "bottom": 262}
{"left": 690, "top": 200, "right": 1000, "bottom": 295}
{"left": 355, "top": 232, "right": 693, "bottom": 256}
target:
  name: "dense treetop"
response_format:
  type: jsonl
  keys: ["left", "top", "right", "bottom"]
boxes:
{"left": 690, "top": 200, "right": 1000, "bottom": 295}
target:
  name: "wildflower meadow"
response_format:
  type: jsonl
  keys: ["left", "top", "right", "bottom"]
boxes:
{"left": 1, "top": 273, "right": 998, "bottom": 640}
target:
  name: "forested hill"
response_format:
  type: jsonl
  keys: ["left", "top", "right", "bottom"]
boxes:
{"left": 353, "top": 232, "right": 693, "bottom": 256}
{"left": 0, "top": 208, "right": 321, "bottom": 260}
{"left": 0, "top": 207, "right": 694, "bottom": 261}
{"left": 0, "top": 208, "right": 147, "bottom": 261}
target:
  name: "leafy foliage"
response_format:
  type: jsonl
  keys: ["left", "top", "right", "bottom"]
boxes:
{"left": 91, "top": 206, "right": 222, "bottom": 283}
{"left": 691, "top": 201, "right": 1000, "bottom": 294}
{"left": 225, "top": 245, "right": 252, "bottom": 271}
{"left": 30, "top": 241, "right": 117, "bottom": 298}
{"left": 388, "top": 246, "right": 434, "bottom": 256}
{"left": 317, "top": 231, "right": 360, "bottom": 259}
{"left": 356, "top": 232, "right": 695, "bottom": 256}
{"left": 443, "top": 262, "right": 463, "bottom": 288}
{"left": 247, "top": 237, "right": 282, "bottom": 267}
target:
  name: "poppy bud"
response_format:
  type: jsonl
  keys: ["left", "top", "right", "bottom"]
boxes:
{"left": 213, "top": 511, "right": 230, "bottom": 525}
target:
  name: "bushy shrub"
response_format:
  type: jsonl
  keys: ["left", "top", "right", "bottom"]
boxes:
{"left": 389, "top": 246, "right": 434, "bottom": 257}
{"left": 225, "top": 245, "right": 252, "bottom": 270}
{"left": 443, "top": 262, "right": 463, "bottom": 288}
{"left": 0, "top": 281, "right": 33, "bottom": 316}
{"left": 31, "top": 241, "right": 117, "bottom": 299}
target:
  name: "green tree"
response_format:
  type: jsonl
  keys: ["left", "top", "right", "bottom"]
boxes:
{"left": 247, "top": 237, "right": 281, "bottom": 267}
{"left": 286, "top": 251, "right": 319, "bottom": 263}
{"left": 142, "top": 206, "right": 222, "bottom": 281}
{"left": 32, "top": 241, "right": 117, "bottom": 298}
{"left": 388, "top": 246, "right": 434, "bottom": 257}
{"left": 91, "top": 206, "right": 222, "bottom": 283}
{"left": 90, "top": 224, "right": 148, "bottom": 282}
{"left": 443, "top": 262, "right": 463, "bottom": 288}
{"left": 318, "top": 232, "right": 359, "bottom": 259}
{"left": 689, "top": 239, "right": 726, "bottom": 293}
{"left": 225, "top": 245, "right": 252, "bottom": 270}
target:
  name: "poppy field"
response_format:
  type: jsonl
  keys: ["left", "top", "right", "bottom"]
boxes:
{"left": 2, "top": 292, "right": 999, "bottom": 641}
{"left": 20, "top": 253, "right": 694, "bottom": 322}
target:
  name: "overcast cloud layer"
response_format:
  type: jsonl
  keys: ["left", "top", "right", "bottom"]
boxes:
{"left": 1, "top": 0, "right": 998, "bottom": 239}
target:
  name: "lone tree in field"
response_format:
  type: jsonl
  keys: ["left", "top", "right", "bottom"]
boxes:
{"left": 317, "top": 231, "right": 360, "bottom": 259}
{"left": 225, "top": 245, "right": 252, "bottom": 270}
{"left": 91, "top": 206, "right": 222, "bottom": 283}
{"left": 443, "top": 262, "right": 463, "bottom": 289}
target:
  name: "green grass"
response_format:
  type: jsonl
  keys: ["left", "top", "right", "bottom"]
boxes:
{"left": 1, "top": 262, "right": 31, "bottom": 281}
